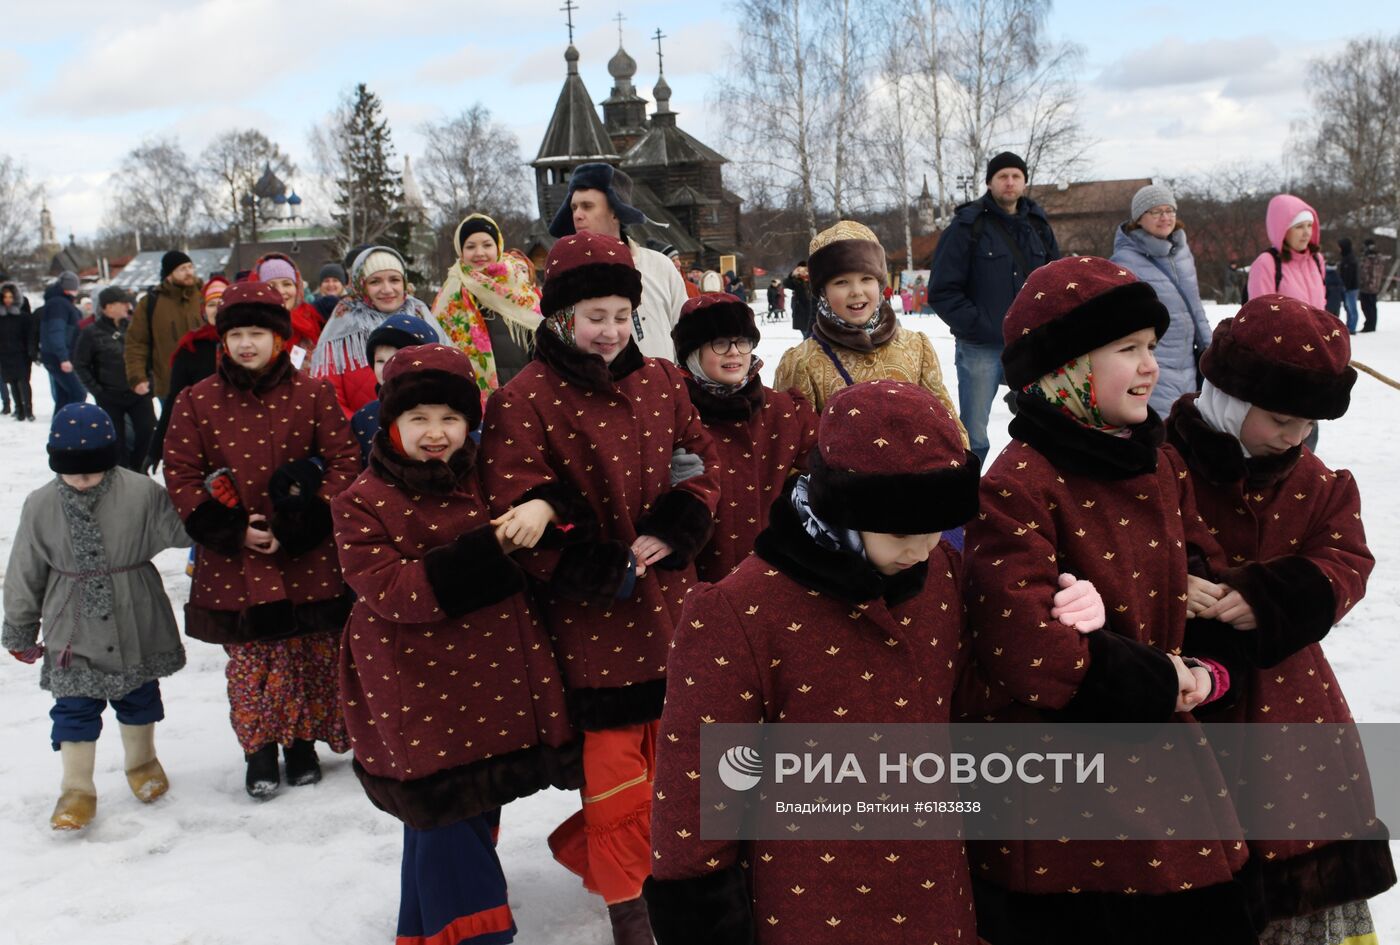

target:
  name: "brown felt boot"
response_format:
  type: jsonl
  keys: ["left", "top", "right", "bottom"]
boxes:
{"left": 119, "top": 723, "right": 169, "bottom": 802}
{"left": 606, "top": 897, "right": 655, "bottom": 945}
{"left": 51, "top": 741, "right": 98, "bottom": 831}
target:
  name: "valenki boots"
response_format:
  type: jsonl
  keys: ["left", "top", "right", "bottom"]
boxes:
{"left": 245, "top": 743, "right": 280, "bottom": 799}
{"left": 51, "top": 741, "right": 98, "bottom": 831}
{"left": 283, "top": 739, "right": 322, "bottom": 786}
{"left": 119, "top": 723, "right": 169, "bottom": 802}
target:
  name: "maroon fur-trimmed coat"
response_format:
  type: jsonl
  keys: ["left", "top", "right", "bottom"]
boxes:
{"left": 333, "top": 436, "right": 583, "bottom": 829}
{"left": 1165, "top": 395, "right": 1394, "bottom": 921}
{"left": 478, "top": 329, "right": 721, "bottom": 731}
{"left": 961, "top": 394, "right": 1256, "bottom": 945}
{"left": 163, "top": 354, "right": 360, "bottom": 643}
{"left": 644, "top": 482, "right": 977, "bottom": 945}
{"left": 685, "top": 375, "right": 818, "bottom": 582}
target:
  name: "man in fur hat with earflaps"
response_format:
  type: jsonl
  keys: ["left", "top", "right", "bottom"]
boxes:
{"left": 549, "top": 162, "right": 690, "bottom": 361}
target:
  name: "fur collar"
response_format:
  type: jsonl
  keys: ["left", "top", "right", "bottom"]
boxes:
{"left": 367, "top": 430, "right": 477, "bottom": 495}
{"left": 216, "top": 351, "right": 295, "bottom": 395}
{"left": 1009, "top": 391, "right": 1163, "bottom": 480}
{"left": 754, "top": 479, "right": 928, "bottom": 607}
{"left": 1166, "top": 395, "right": 1301, "bottom": 490}
{"left": 685, "top": 374, "right": 766, "bottom": 423}
{"left": 533, "top": 323, "right": 644, "bottom": 392}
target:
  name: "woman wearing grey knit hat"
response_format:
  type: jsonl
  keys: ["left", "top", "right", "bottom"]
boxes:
{"left": 1109, "top": 183, "right": 1213, "bottom": 417}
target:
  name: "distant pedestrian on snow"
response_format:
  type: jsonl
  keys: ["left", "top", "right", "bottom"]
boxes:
{"left": 0, "top": 282, "right": 38, "bottom": 420}
{"left": 39, "top": 270, "right": 87, "bottom": 411}
{"left": 1359, "top": 237, "right": 1388, "bottom": 332}
{"left": 1110, "top": 183, "right": 1212, "bottom": 417}
{"left": 73, "top": 286, "right": 155, "bottom": 471}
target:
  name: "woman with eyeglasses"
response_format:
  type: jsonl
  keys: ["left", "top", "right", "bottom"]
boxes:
{"left": 671, "top": 293, "right": 819, "bottom": 581}
{"left": 1109, "top": 184, "right": 1214, "bottom": 418}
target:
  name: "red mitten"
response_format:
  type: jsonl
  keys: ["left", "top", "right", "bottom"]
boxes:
{"left": 10, "top": 645, "right": 44, "bottom": 664}
{"left": 204, "top": 468, "right": 242, "bottom": 510}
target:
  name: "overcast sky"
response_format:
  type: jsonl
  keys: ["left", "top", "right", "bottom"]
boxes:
{"left": 4, "top": 0, "right": 1394, "bottom": 242}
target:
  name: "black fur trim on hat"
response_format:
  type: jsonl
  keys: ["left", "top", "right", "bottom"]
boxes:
{"left": 566, "top": 678, "right": 667, "bottom": 731}
{"left": 807, "top": 239, "right": 887, "bottom": 294}
{"left": 805, "top": 449, "right": 981, "bottom": 534}
{"left": 1002, "top": 281, "right": 1168, "bottom": 390}
{"left": 540, "top": 262, "right": 643, "bottom": 316}
{"left": 216, "top": 301, "right": 292, "bottom": 340}
{"left": 1218, "top": 555, "right": 1336, "bottom": 668}
{"left": 1200, "top": 322, "right": 1356, "bottom": 420}
{"left": 422, "top": 524, "right": 525, "bottom": 618}
{"left": 269, "top": 494, "right": 334, "bottom": 558}
{"left": 635, "top": 490, "right": 714, "bottom": 569}
{"left": 1052, "top": 628, "right": 1180, "bottom": 722}
{"left": 643, "top": 867, "right": 754, "bottom": 945}
{"left": 548, "top": 540, "right": 634, "bottom": 606}
{"left": 379, "top": 368, "right": 484, "bottom": 430}
{"left": 671, "top": 299, "right": 759, "bottom": 364}
{"left": 971, "top": 872, "right": 1259, "bottom": 945}
{"left": 47, "top": 442, "right": 120, "bottom": 475}
{"left": 352, "top": 740, "right": 584, "bottom": 830}
{"left": 183, "top": 498, "right": 249, "bottom": 557}
{"left": 754, "top": 479, "right": 922, "bottom": 605}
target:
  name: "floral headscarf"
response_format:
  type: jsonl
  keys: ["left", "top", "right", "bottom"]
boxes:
{"left": 1024, "top": 356, "right": 1129, "bottom": 436}
{"left": 430, "top": 213, "right": 543, "bottom": 401}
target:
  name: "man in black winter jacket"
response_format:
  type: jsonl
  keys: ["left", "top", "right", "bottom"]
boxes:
{"left": 73, "top": 287, "right": 155, "bottom": 470}
{"left": 929, "top": 152, "right": 1059, "bottom": 463}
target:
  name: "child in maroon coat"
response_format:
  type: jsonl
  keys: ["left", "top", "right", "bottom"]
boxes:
{"left": 1164, "top": 296, "right": 1393, "bottom": 943}
{"left": 335, "top": 343, "right": 584, "bottom": 945}
{"left": 163, "top": 281, "right": 361, "bottom": 798}
{"left": 479, "top": 231, "right": 720, "bottom": 943}
{"left": 646, "top": 380, "right": 1101, "bottom": 945}
{"left": 671, "top": 292, "right": 818, "bottom": 581}
{"left": 963, "top": 257, "right": 1266, "bottom": 945}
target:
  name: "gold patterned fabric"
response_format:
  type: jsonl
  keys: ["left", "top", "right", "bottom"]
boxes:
{"left": 773, "top": 325, "right": 969, "bottom": 446}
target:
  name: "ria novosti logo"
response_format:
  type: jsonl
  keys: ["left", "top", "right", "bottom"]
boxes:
{"left": 717, "top": 745, "right": 764, "bottom": 791}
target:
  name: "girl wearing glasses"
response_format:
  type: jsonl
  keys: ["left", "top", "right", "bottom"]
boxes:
{"left": 1110, "top": 184, "right": 1213, "bottom": 417}
{"left": 671, "top": 293, "right": 819, "bottom": 581}
{"left": 774, "top": 222, "right": 967, "bottom": 446}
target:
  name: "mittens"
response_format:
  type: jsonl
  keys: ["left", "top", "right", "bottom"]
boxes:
{"left": 204, "top": 468, "right": 242, "bottom": 509}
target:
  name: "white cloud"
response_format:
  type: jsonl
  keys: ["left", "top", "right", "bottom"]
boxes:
{"left": 1098, "top": 36, "right": 1280, "bottom": 91}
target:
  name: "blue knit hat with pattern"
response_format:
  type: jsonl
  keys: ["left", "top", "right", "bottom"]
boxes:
{"left": 48, "top": 403, "right": 120, "bottom": 474}
{"left": 365, "top": 313, "right": 438, "bottom": 362}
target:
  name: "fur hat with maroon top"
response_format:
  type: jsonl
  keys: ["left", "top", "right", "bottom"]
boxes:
{"left": 807, "top": 380, "right": 979, "bottom": 533}
{"left": 1199, "top": 294, "right": 1356, "bottom": 420}
{"left": 215, "top": 281, "right": 292, "bottom": 339}
{"left": 1001, "top": 256, "right": 1169, "bottom": 390}
{"left": 671, "top": 292, "right": 759, "bottom": 364}
{"left": 378, "top": 343, "right": 484, "bottom": 433}
{"left": 540, "top": 230, "right": 643, "bottom": 321}
{"left": 806, "top": 220, "right": 887, "bottom": 295}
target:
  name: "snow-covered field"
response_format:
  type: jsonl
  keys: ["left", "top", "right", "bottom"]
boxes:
{"left": 2, "top": 303, "right": 1398, "bottom": 944}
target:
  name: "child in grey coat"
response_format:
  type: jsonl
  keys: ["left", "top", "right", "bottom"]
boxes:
{"left": 3, "top": 403, "right": 191, "bottom": 830}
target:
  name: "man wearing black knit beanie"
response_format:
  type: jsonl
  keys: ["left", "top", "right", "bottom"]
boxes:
{"left": 928, "top": 151, "right": 1060, "bottom": 465}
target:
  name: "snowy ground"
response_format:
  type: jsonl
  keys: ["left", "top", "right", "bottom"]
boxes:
{"left": 2, "top": 303, "right": 1398, "bottom": 944}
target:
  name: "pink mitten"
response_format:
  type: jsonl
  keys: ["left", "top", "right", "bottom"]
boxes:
{"left": 10, "top": 645, "right": 44, "bottom": 664}
{"left": 1051, "top": 573, "right": 1105, "bottom": 633}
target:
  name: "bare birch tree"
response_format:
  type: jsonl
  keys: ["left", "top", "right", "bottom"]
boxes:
{"left": 200, "top": 130, "right": 295, "bottom": 240}
{"left": 417, "top": 105, "right": 531, "bottom": 227}
{"left": 715, "top": 0, "right": 826, "bottom": 237}
{"left": 0, "top": 155, "right": 41, "bottom": 275}
{"left": 106, "top": 137, "right": 203, "bottom": 249}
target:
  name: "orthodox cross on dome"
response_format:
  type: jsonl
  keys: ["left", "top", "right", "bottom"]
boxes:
{"left": 614, "top": 9, "right": 626, "bottom": 43}
{"left": 653, "top": 27, "right": 667, "bottom": 74}
{"left": 561, "top": 0, "right": 578, "bottom": 44}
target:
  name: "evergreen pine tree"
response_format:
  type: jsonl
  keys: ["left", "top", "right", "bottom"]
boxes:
{"left": 332, "top": 84, "right": 410, "bottom": 265}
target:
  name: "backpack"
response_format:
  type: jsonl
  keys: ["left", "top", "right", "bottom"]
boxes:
{"left": 1240, "top": 248, "right": 1322, "bottom": 304}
